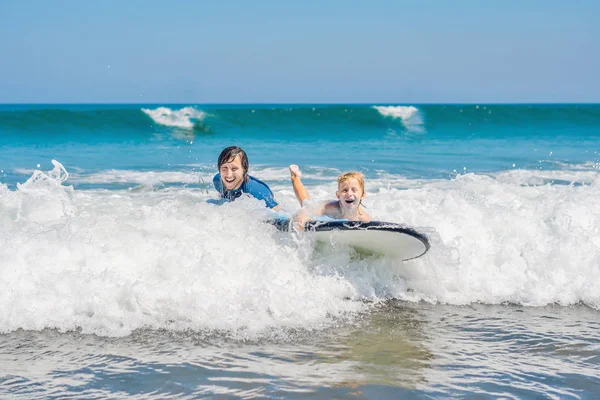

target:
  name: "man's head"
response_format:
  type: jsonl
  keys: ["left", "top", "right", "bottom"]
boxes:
{"left": 217, "top": 146, "right": 249, "bottom": 191}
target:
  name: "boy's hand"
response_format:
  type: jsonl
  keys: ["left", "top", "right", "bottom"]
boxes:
{"left": 293, "top": 212, "right": 311, "bottom": 232}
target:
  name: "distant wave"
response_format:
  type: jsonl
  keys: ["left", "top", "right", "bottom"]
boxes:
{"left": 0, "top": 105, "right": 416, "bottom": 135}
{"left": 141, "top": 107, "right": 206, "bottom": 129}
{"left": 2, "top": 104, "right": 600, "bottom": 138}
{"left": 373, "top": 106, "right": 424, "bottom": 132}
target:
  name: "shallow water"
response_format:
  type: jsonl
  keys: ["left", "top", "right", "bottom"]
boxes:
{"left": 2, "top": 302, "right": 599, "bottom": 399}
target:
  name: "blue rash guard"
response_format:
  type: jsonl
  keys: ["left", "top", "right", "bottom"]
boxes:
{"left": 212, "top": 174, "right": 279, "bottom": 209}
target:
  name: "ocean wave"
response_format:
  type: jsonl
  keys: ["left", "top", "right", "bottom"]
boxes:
{"left": 1, "top": 164, "right": 599, "bottom": 337}
{"left": 0, "top": 104, "right": 415, "bottom": 136}
{"left": 2, "top": 105, "right": 600, "bottom": 138}
{"left": 373, "top": 105, "right": 424, "bottom": 132}
{"left": 0, "top": 164, "right": 365, "bottom": 337}
{"left": 141, "top": 106, "right": 206, "bottom": 129}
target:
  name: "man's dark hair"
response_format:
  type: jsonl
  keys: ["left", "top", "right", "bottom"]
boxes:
{"left": 217, "top": 146, "right": 249, "bottom": 183}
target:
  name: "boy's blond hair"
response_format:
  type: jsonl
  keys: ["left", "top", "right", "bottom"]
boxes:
{"left": 337, "top": 171, "right": 365, "bottom": 193}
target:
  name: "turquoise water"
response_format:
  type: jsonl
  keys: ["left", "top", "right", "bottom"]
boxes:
{"left": 1, "top": 104, "right": 600, "bottom": 398}
{"left": 2, "top": 104, "right": 599, "bottom": 182}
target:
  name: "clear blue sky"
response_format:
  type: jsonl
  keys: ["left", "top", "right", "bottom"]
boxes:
{"left": 1, "top": 0, "right": 598, "bottom": 103}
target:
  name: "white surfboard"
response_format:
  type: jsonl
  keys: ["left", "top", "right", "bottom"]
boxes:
{"left": 270, "top": 217, "right": 429, "bottom": 261}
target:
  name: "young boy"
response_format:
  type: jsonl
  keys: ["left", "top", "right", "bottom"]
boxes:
{"left": 289, "top": 164, "right": 370, "bottom": 228}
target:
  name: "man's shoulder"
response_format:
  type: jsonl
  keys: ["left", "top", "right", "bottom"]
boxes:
{"left": 246, "top": 175, "right": 272, "bottom": 192}
{"left": 245, "top": 176, "right": 278, "bottom": 208}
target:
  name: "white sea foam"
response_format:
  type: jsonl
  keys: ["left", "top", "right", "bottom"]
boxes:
{"left": 0, "top": 164, "right": 365, "bottom": 337}
{"left": 141, "top": 106, "right": 206, "bottom": 129}
{"left": 68, "top": 170, "right": 211, "bottom": 186}
{"left": 366, "top": 172, "right": 600, "bottom": 308}
{"left": 550, "top": 160, "right": 600, "bottom": 171}
{"left": 1, "top": 163, "right": 599, "bottom": 337}
{"left": 244, "top": 166, "right": 340, "bottom": 182}
{"left": 373, "top": 106, "right": 424, "bottom": 132}
{"left": 63, "top": 166, "right": 338, "bottom": 187}
{"left": 492, "top": 169, "right": 599, "bottom": 186}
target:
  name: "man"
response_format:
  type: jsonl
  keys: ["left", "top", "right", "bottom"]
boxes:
{"left": 212, "top": 146, "right": 280, "bottom": 210}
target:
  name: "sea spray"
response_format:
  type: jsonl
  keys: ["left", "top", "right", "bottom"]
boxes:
{"left": 0, "top": 165, "right": 367, "bottom": 337}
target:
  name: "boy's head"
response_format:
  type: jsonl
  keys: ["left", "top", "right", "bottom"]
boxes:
{"left": 336, "top": 172, "right": 366, "bottom": 211}
{"left": 337, "top": 172, "right": 365, "bottom": 194}
{"left": 218, "top": 146, "right": 249, "bottom": 190}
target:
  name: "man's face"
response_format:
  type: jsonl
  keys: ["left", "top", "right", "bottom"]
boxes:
{"left": 219, "top": 154, "right": 245, "bottom": 190}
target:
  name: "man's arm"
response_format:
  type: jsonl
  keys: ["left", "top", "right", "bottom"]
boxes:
{"left": 212, "top": 173, "right": 223, "bottom": 195}
{"left": 246, "top": 177, "right": 280, "bottom": 209}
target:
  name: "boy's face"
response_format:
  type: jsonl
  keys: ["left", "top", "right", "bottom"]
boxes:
{"left": 336, "top": 177, "right": 364, "bottom": 212}
{"left": 219, "top": 154, "right": 245, "bottom": 190}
